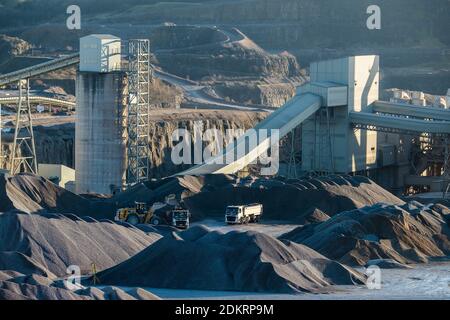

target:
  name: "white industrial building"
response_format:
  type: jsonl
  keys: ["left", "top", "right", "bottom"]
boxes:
{"left": 180, "top": 54, "right": 449, "bottom": 195}
{"left": 79, "top": 34, "right": 121, "bottom": 73}
{"left": 38, "top": 164, "right": 76, "bottom": 193}
{"left": 300, "top": 56, "right": 380, "bottom": 173}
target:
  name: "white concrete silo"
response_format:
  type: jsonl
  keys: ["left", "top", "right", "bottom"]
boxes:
{"left": 75, "top": 35, "right": 127, "bottom": 194}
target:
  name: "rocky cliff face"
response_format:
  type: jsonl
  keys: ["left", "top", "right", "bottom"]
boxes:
{"left": 2, "top": 0, "right": 448, "bottom": 50}
{"left": 150, "top": 25, "right": 228, "bottom": 50}
{"left": 107, "top": 0, "right": 449, "bottom": 49}
{"left": 34, "top": 124, "right": 75, "bottom": 168}
{"left": 147, "top": 110, "right": 266, "bottom": 177}
{"left": 156, "top": 51, "right": 300, "bottom": 80}
{"left": 1, "top": 124, "right": 75, "bottom": 171}
{"left": 1, "top": 110, "right": 267, "bottom": 178}
{"left": 0, "top": 34, "right": 32, "bottom": 67}
{"left": 210, "top": 82, "right": 297, "bottom": 107}
{"left": 149, "top": 26, "right": 303, "bottom": 81}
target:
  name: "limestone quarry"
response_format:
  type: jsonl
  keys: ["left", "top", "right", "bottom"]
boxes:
{"left": 0, "top": 0, "right": 449, "bottom": 306}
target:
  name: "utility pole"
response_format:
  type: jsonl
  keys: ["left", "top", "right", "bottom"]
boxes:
{"left": 10, "top": 78, "right": 38, "bottom": 175}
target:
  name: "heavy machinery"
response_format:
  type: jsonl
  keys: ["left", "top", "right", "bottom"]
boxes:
{"left": 115, "top": 195, "right": 191, "bottom": 229}
{"left": 225, "top": 204, "right": 263, "bottom": 225}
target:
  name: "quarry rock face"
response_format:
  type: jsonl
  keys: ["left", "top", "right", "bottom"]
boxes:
{"left": 2, "top": 110, "right": 266, "bottom": 179}
{"left": 34, "top": 124, "right": 75, "bottom": 168}
{"left": 0, "top": 34, "right": 31, "bottom": 62}
{"left": 211, "top": 82, "right": 297, "bottom": 107}
{"left": 156, "top": 44, "right": 301, "bottom": 80}
{"left": 1, "top": 124, "right": 75, "bottom": 171}
{"left": 115, "top": 0, "right": 448, "bottom": 50}
{"left": 151, "top": 26, "right": 303, "bottom": 81}
{"left": 150, "top": 25, "right": 228, "bottom": 51}
{"left": 4, "top": 1, "right": 447, "bottom": 52}
{"left": 147, "top": 110, "right": 266, "bottom": 178}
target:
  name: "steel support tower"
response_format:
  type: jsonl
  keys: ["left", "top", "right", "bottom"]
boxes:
{"left": 10, "top": 78, "right": 38, "bottom": 175}
{"left": 0, "top": 53, "right": 78, "bottom": 175}
{"left": 286, "top": 128, "right": 299, "bottom": 179}
{"left": 126, "top": 39, "right": 152, "bottom": 185}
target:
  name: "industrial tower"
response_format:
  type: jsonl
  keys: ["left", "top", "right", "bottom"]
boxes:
{"left": 76, "top": 35, "right": 153, "bottom": 194}
{"left": 10, "top": 78, "right": 38, "bottom": 175}
{"left": 0, "top": 53, "right": 79, "bottom": 174}
{"left": 126, "top": 39, "right": 152, "bottom": 185}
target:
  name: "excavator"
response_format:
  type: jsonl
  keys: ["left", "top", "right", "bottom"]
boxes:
{"left": 114, "top": 195, "right": 191, "bottom": 229}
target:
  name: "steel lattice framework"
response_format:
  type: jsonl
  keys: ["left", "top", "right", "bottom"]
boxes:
{"left": 351, "top": 114, "right": 450, "bottom": 198}
{"left": 0, "top": 54, "right": 79, "bottom": 174}
{"left": 351, "top": 123, "right": 450, "bottom": 138}
{"left": 126, "top": 40, "right": 152, "bottom": 185}
{"left": 10, "top": 79, "right": 38, "bottom": 175}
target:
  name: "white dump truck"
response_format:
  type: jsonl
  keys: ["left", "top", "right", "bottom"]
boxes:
{"left": 225, "top": 204, "right": 263, "bottom": 224}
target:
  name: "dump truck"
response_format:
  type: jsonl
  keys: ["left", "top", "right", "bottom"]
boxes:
{"left": 115, "top": 195, "right": 190, "bottom": 229}
{"left": 171, "top": 208, "right": 191, "bottom": 229}
{"left": 225, "top": 204, "right": 263, "bottom": 224}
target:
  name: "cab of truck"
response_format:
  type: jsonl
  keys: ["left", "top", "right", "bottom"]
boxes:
{"left": 172, "top": 209, "right": 190, "bottom": 229}
{"left": 225, "top": 206, "right": 242, "bottom": 224}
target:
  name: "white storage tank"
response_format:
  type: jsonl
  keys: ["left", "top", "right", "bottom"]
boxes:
{"left": 80, "top": 34, "right": 121, "bottom": 73}
{"left": 75, "top": 72, "right": 127, "bottom": 194}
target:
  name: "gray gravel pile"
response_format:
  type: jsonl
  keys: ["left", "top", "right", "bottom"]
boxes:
{"left": 1, "top": 173, "right": 404, "bottom": 224}
{"left": 93, "top": 225, "right": 365, "bottom": 294}
{"left": 0, "top": 271, "right": 159, "bottom": 300}
{"left": 0, "top": 173, "right": 113, "bottom": 218}
{"left": 112, "top": 174, "right": 404, "bottom": 223}
{"left": 0, "top": 212, "right": 161, "bottom": 277}
{"left": 281, "top": 201, "right": 450, "bottom": 266}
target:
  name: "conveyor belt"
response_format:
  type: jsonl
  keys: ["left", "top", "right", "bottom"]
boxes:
{"left": 372, "top": 101, "right": 450, "bottom": 121}
{"left": 0, "top": 53, "right": 80, "bottom": 86}
{"left": 0, "top": 96, "right": 75, "bottom": 109}
{"left": 350, "top": 111, "right": 450, "bottom": 135}
{"left": 177, "top": 93, "right": 322, "bottom": 175}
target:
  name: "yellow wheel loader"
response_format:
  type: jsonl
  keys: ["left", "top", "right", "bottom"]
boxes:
{"left": 114, "top": 196, "right": 190, "bottom": 229}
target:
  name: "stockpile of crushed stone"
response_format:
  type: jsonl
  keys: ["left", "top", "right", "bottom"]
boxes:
{"left": 114, "top": 174, "right": 404, "bottom": 222}
{"left": 115, "top": 174, "right": 404, "bottom": 223}
{"left": 0, "top": 173, "right": 114, "bottom": 218}
{"left": 281, "top": 201, "right": 450, "bottom": 266}
{"left": 93, "top": 226, "right": 365, "bottom": 294}
{"left": 0, "top": 212, "right": 161, "bottom": 277}
{"left": 1, "top": 173, "right": 404, "bottom": 224}
{"left": 0, "top": 272, "right": 159, "bottom": 300}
